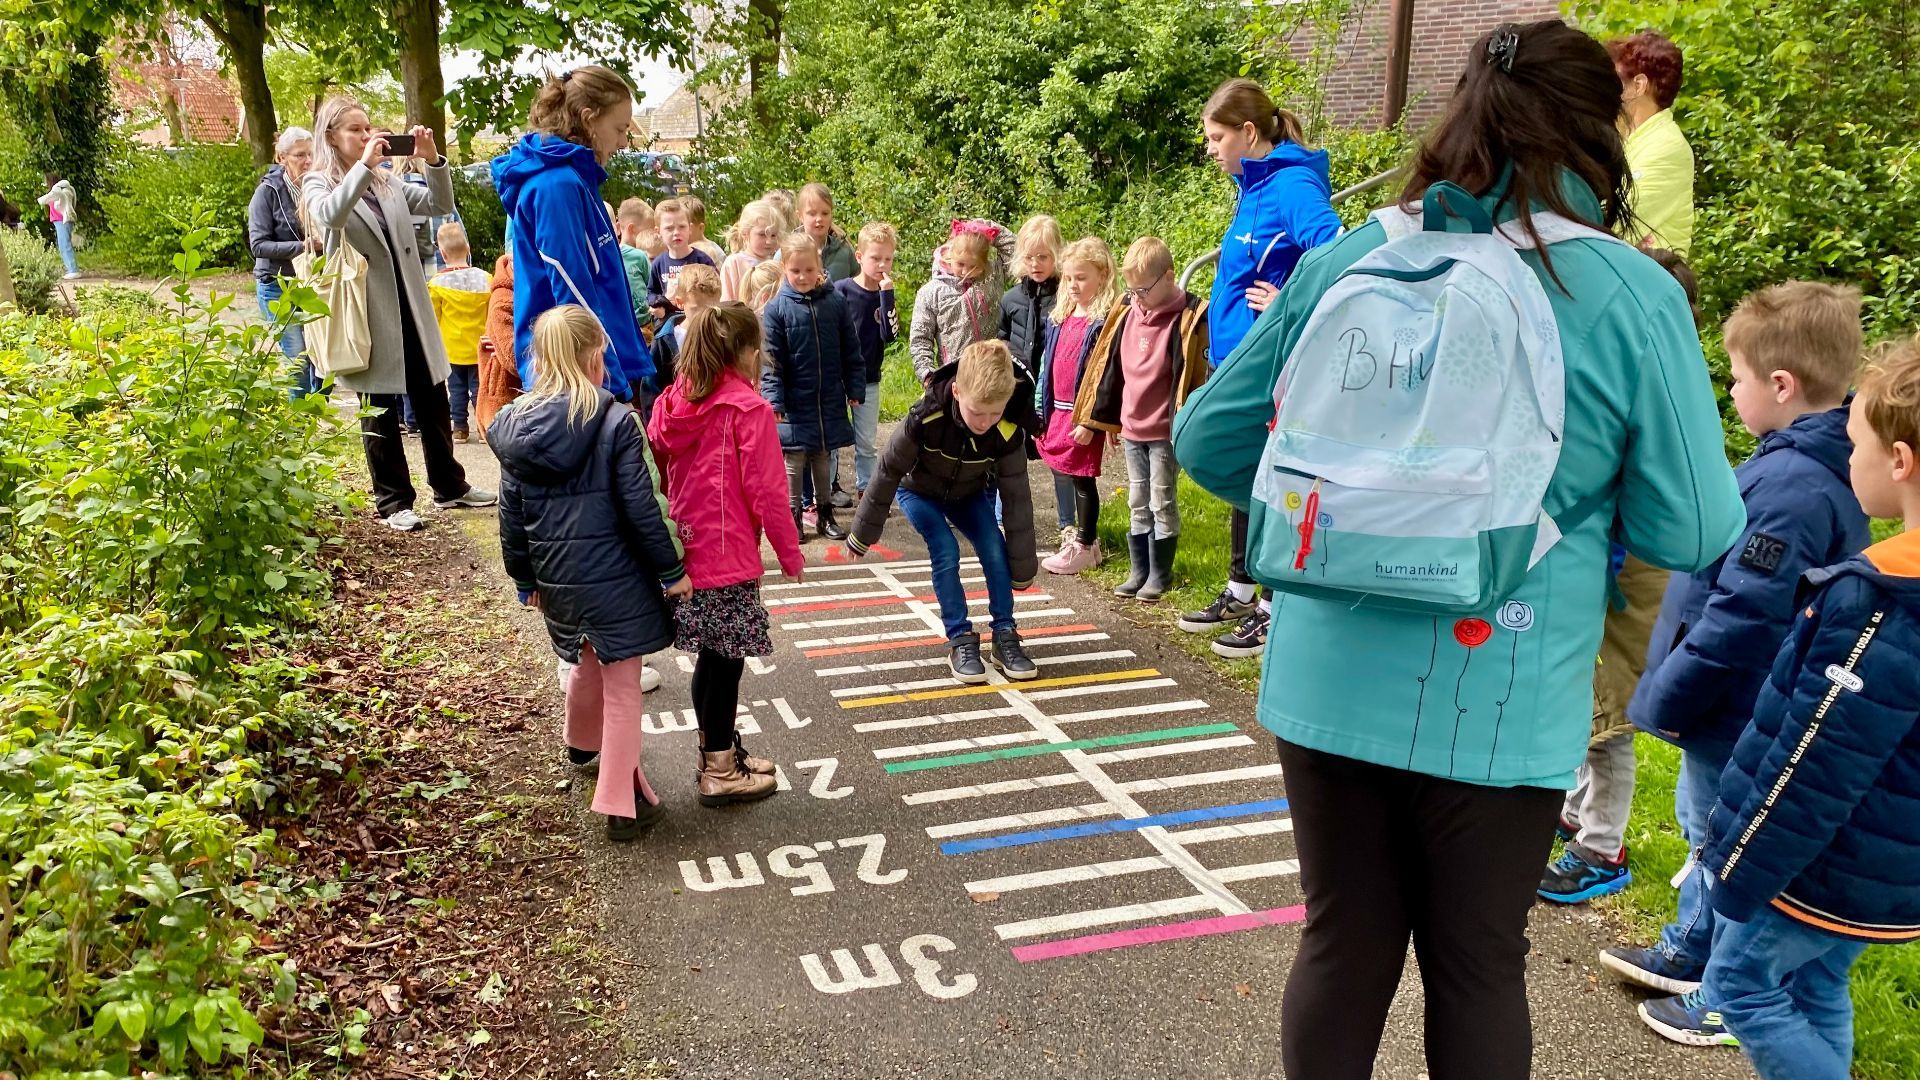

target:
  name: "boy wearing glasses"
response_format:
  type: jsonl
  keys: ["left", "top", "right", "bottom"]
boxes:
{"left": 1070, "top": 237, "right": 1212, "bottom": 601}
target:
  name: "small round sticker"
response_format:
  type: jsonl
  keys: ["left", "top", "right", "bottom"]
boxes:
{"left": 1453, "top": 618, "right": 1493, "bottom": 648}
{"left": 1284, "top": 491, "right": 1303, "bottom": 511}
{"left": 1316, "top": 511, "right": 1333, "bottom": 529}
{"left": 1497, "top": 600, "right": 1535, "bottom": 632}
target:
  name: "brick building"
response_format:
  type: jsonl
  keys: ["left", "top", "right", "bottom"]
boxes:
{"left": 1308, "top": 0, "right": 1561, "bottom": 131}
{"left": 111, "top": 58, "right": 243, "bottom": 146}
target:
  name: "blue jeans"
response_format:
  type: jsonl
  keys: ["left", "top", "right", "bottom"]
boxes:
{"left": 895, "top": 488, "right": 1015, "bottom": 642}
{"left": 53, "top": 219, "right": 77, "bottom": 275}
{"left": 1052, "top": 470, "right": 1076, "bottom": 531}
{"left": 851, "top": 381, "right": 881, "bottom": 490}
{"left": 256, "top": 279, "right": 317, "bottom": 400}
{"left": 1705, "top": 906, "right": 1868, "bottom": 1080}
{"left": 447, "top": 365, "right": 478, "bottom": 430}
{"left": 1658, "top": 747, "right": 1728, "bottom": 969}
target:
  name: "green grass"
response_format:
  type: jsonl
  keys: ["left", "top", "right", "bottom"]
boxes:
{"left": 879, "top": 347, "right": 922, "bottom": 423}
{"left": 1087, "top": 475, "right": 1919, "bottom": 1077}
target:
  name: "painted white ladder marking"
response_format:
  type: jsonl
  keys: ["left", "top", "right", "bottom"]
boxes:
{"left": 1023, "top": 678, "right": 1181, "bottom": 701}
{"left": 815, "top": 645, "right": 1127, "bottom": 678}
{"left": 925, "top": 802, "right": 1116, "bottom": 839}
{"left": 990, "top": 860, "right": 1302, "bottom": 940}
{"left": 1116, "top": 763, "right": 1284, "bottom": 793}
{"left": 1084, "top": 735, "right": 1255, "bottom": 764}
{"left": 1164, "top": 818, "right": 1296, "bottom": 845}
{"left": 902, "top": 772, "right": 1088, "bottom": 804}
{"left": 852, "top": 706, "right": 1020, "bottom": 735}
{"left": 793, "top": 608, "right": 1074, "bottom": 648}
{"left": 964, "top": 855, "right": 1171, "bottom": 895}
{"left": 1049, "top": 700, "right": 1210, "bottom": 725}
{"left": 832, "top": 652, "right": 1137, "bottom": 695}
{"left": 873, "top": 730, "right": 1049, "bottom": 760}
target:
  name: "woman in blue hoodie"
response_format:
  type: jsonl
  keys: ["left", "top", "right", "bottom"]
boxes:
{"left": 493, "top": 66, "right": 654, "bottom": 406}
{"left": 1176, "top": 78, "right": 1343, "bottom": 657}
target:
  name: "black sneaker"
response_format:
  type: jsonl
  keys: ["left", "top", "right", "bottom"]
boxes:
{"left": 566, "top": 746, "right": 600, "bottom": 769}
{"left": 829, "top": 483, "right": 854, "bottom": 509}
{"left": 1178, "top": 589, "right": 1255, "bottom": 633}
{"left": 948, "top": 633, "right": 987, "bottom": 684}
{"left": 991, "top": 628, "right": 1037, "bottom": 681}
{"left": 606, "top": 797, "right": 667, "bottom": 842}
{"left": 1211, "top": 606, "right": 1270, "bottom": 659}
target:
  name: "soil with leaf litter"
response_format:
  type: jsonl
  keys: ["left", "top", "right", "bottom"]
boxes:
{"left": 258, "top": 517, "right": 669, "bottom": 1078}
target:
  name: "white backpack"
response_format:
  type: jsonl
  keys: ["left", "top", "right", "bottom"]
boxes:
{"left": 1248, "top": 181, "right": 1625, "bottom": 614}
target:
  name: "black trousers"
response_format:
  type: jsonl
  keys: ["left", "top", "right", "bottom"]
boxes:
{"left": 1227, "top": 506, "right": 1274, "bottom": 600}
{"left": 690, "top": 649, "right": 746, "bottom": 752}
{"left": 1276, "top": 739, "right": 1561, "bottom": 1080}
{"left": 360, "top": 307, "right": 468, "bottom": 517}
{"left": 1070, "top": 474, "right": 1099, "bottom": 545}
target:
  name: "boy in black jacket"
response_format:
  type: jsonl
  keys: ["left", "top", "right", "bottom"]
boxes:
{"left": 846, "top": 340, "right": 1039, "bottom": 684}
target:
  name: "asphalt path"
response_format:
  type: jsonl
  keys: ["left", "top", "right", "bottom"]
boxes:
{"left": 392, "top": 416, "right": 1756, "bottom": 1080}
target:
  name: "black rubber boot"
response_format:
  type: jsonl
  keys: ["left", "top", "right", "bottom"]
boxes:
{"left": 1114, "top": 533, "right": 1151, "bottom": 598}
{"left": 792, "top": 499, "right": 806, "bottom": 543}
{"left": 1139, "top": 535, "right": 1179, "bottom": 602}
{"left": 817, "top": 506, "right": 848, "bottom": 541}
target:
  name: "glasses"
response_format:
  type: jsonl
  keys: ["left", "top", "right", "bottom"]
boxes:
{"left": 1125, "top": 268, "right": 1171, "bottom": 299}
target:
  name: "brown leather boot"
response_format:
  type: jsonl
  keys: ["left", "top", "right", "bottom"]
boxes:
{"left": 733, "top": 734, "right": 776, "bottom": 776}
{"left": 697, "top": 749, "right": 777, "bottom": 806}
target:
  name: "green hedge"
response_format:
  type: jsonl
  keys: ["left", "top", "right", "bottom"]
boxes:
{"left": 0, "top": 225, "right": 355, "bottom": 1073}
{"left": 2, "top": 228, "right": 66, "bottom": 314}
{"left": 94, "top": 146, "right": 263, "bottom": 276}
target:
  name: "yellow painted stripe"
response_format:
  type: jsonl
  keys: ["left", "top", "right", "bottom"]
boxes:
{"left": 837, "top": 668, "right": 1163, "bottom": 709}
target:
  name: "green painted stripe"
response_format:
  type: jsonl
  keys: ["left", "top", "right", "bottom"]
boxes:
{"left": 882, "top": 723, "right": 1241, "bottom": 774}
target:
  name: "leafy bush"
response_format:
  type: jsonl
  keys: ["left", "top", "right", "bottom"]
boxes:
{"left": 0, "top": 217, "right": 352, "bottom": 644}
{"left": 1575, "top": 0, "right": 1920, "bottom": 457}
{"left": 73, "top": 282, "right": 165, "bottom": 321}
{"left": 94, "top": 145, "right": 262, "bottom": 276}
{"left": 452, "top": 167, "right": 505, "bottom": 268}
{"left": 1, "top": 227, "right": 66, "bottom": 314}
{"left": 0, "top": 222, "right": 355, "bottom": 1074}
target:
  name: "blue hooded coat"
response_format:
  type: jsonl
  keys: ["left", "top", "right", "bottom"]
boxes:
{"left": 761, "top": 281, "right": 864, "bottom": 452}
{"left": 493, "top": 135, "right": 653, "bottom": 399}
{"left": 1703, "top": 530, "right": 1920, "bottom": 944}
{"left": 1630, "top": 406, "right": 1872, "bottom": 762}
{"left": 1207, "top": 142, "right": 1343, "bottom": 367}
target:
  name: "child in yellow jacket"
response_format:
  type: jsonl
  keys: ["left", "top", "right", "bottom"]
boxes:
{"left": 429, "top": 222, "right": 491, "bottom": 441}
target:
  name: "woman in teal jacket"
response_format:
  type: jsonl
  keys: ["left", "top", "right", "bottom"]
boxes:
{"left": 1172, "top": 20, "right": 1743, "bottom": 1079}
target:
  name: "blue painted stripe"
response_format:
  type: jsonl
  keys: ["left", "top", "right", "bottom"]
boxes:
{"left": 939, "top": 797, "right": 1291, "bottom": 855}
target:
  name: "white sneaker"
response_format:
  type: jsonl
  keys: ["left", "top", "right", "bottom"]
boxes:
{"left": 434, "top": 486, "right": 497, "bottom": 509}
{"left": 641, "top": 663, "right": 662, "bottom": 693}
{"left": 62, "top": 271, "right": 81, "bottom": 280}
{"left": 383, "top": 508, "right": 426, "bottom": 531}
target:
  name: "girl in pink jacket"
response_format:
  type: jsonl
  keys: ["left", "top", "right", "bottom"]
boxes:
{"left": 646, "top": 301, "right": 805, "bottom": 805}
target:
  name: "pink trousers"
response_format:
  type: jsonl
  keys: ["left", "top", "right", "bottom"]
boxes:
{"left": 564, "top": 643, "right": 659, "bottom": 818}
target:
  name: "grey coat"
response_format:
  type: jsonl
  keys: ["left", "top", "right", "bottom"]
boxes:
{"left": 300, "top": 160, "right": 454, "bottom": 395}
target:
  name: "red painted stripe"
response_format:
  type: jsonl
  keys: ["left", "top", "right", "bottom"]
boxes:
{"left": 1009, "top": 905, "right": 1307, "bottom": 963}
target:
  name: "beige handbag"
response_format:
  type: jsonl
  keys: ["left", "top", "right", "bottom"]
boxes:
{"left": 293, "top": 221, "right": 372, "bottom": 377}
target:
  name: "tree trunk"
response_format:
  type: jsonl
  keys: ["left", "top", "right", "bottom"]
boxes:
{"left": 159, "top": 87, "right": 189, "bottom": 146}
{"left": 202, "top": 0, "right": 277, "bottom": 164}
{"left": 393, "top": 0, "right": 446, "bottom": 148}
{"left": 746, "top": 0, "right": 783, "bottom": 125}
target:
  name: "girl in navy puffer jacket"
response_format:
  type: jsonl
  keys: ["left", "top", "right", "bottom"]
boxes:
{"left": 490, "top": 306, "right": 690, "bottom": 843}
{"left": 762, "top": 233, "right": 864, "bottom": 541}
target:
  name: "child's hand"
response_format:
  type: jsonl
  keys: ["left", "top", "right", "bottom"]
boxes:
{"left": 518, "top": 589, "right": 541, "bottom": 609}
{"left": 664, "top": 576, "right": 693, "bottom": 601}
{"left": 880, "top": 272, "right": 894, "bottom": 290}
{"left": 848, "top": 398, "right": 860, "bottom": 410}
{"left": 785, "top": 569, "right": 805, "bottom": 584}
{"left": 1246, "top": 281, "right": 1280, "bottom": 313}
{"left": 842, "top": 542, "right": 863, "bottom": 562}
{"left": 1071, "top": 425, "right": 1096, "bottom": 446}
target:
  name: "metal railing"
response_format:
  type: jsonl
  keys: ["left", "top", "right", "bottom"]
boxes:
{"left": 1177, "top": 167, "right": 1402, "bottom": 292}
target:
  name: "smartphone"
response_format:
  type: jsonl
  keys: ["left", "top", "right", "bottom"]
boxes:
{"left": 382, "top": 133, "right": 417, "bottom": 157}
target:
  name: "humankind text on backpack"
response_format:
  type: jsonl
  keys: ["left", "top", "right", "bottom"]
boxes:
{"left": 1247, "top": 182, "right": 1624, "bottom": 614}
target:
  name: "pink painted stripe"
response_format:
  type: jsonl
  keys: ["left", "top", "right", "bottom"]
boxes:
{"left": 1009, "top": 904, "right": 1307, "bottom": 963}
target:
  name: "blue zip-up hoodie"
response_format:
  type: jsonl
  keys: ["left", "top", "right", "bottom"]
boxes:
{"left": 1631, "top": 406, "right": 1871, "bottom": 762}
{"left": 1703, "top": 530, "right": 1920, "bottom": 944}
{"left": 493, "top": 135, "right": 653, "bottom": 399}
{"left": 1207, "top": 142, "right": 1343, "bottom": 367}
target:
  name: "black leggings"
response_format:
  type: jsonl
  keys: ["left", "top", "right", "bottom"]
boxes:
{"left": 1276, "top": 739, "right": 1561, "bottom": 1080}
{"left": 1228, "top": 506, "right": 1274, "bottom": 600}
{"left": 1071, "top": 475, "right": 1099, "bottom": 545}
{"left": 690, "top": 649, "right": 746, "bottom": 753}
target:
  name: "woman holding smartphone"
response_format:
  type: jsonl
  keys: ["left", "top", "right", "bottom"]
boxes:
{"left": 303, "top": 98, "right": 494, "bottom": 531}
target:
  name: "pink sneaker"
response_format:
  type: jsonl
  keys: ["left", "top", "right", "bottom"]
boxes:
{"left": 1042, "top": 537, "right": 1102, "bottom": 575}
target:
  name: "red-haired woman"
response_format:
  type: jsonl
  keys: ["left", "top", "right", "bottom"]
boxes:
{"left": 1610, "top": 30, "right": 1694, "bottom": 254}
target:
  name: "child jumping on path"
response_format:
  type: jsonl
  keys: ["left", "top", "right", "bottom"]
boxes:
{"left": 762, "top": 232, "right": 864, "bottom": 541}
{"left": 834, "top": 222, "right": 899, "bottom": 499}
{"left": 1036, "top": 236, "right": 1121, "bottom": 576}
{"left": 1607, "top": 282, "right": 1872, "bottom": 1038}
{"left": 489, "top": 306, "right": 690, "bottom": 840}
{"left": 1070, "top": 236, "right": 1209, "bottom": 601}
{"left": 428, "top": 222, "right": 491, "bottom": 442}
{"left": 648, "top": 302, "right": 802, "bottom": 805}
{"left": 1680, "top": 339, "right": 1920, "bottom": 1080}
{"left": 847, "top": 340, "right": 1039, "bottom": 684}
{"left": 910, "top": 219, "right": 1016, "bottom": 385}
